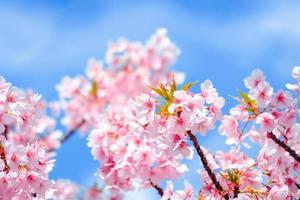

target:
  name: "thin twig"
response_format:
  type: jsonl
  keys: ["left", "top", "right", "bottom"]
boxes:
{"left": 267, "top": 132, "right": 300, "bottom": 163}
{"left": 187, "top": 130, "right": 229, "bottom": 200}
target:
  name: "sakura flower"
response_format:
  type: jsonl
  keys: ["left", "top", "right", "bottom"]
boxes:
{"left": 0, "top": 139, "right": 54, "bottom": 200}
{"left": 229, "top": 104, "right": 249, "bottom": 122}
{"left": 53, "top": 180, "right": 79, "bottom": 200}
{"left": 292, "top": 66, "right": 300, "bottom": 81}
{"left": 286, "top": 66, "right": 300, "bottom": 93}
{"left": 285, "top": 82, "right": 300, "bottom": 93}
{"left": 201, "top": 79, "right": 218, "bottom": 104}
{"left": 266, "top": 185, "right": 289, "bottom": 200}
{"left": 173, "top": 181, "right": 193, "bottom": 200}
{"left": 57, "top": 29, "right": 183, "bottom": 133}
{"left": 256, "top": 112, "right": 276, "bottom": 132}
{"left": 161, "top": 181, "right": 174, "bottom": 200}
{"left": 247, "top": 128, "right": 264, "bottom": 144}
{"left": 219, "top": 115, "right": 241, "bottom": 145}
{"left": 215, "top": 148, "right": 255, "bottom": 170}
{"left": 244, "top": 69, "right": 265, "bottom": 89}
{"left": 271, "top": 90, "right": 293, "bottom": 109}
{"left": 162, "top": 181, "right": 193, "bottom": 200}
{"left": 83, "top": 186, "right": 103, "bottom": 200}
{"left": 0, "top": 107, "right": 14, "bottom": 134}
{"left": 248, "top": 82, "right": 273, "bottom": 108}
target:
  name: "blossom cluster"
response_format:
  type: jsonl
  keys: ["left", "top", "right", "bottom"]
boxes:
{"left": 0, "top": 77, "right": 56, "bottom": 199}
{"left": 217, "top": 68, "right": 300, "bottom": 199}
{"left": 1, "top": 29, "right": 300, "bottom": 200}
{"left": 56, "top": 29, "right": 183, "bottom": 133}
{"left": 53, "top": 179, "right": 122, "bottom": 200}
{"left": 0, "top": 136, "right": 54, "bottom": 200}
{"left": 1, "top": 29, "right": 183, "bottom": 200}
{"left": 88, "top": 79, "right": 224, "bottom": 194}
{"left": 88, "top": 66, "right": 300, "bottom": 199}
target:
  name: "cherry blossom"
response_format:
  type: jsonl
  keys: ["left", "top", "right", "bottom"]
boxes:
{"left": 0, "top": 136, "right": 54, "bottom": 200}
{"left": 286, "top": 66, "right": 300, "bottom": 93}
{"left": 56, "top": 29, "right": 183, "bottom": 134}
{"left": 53, "top": 180, "right": 79, "bottom": 200}
{"left": 2, "top": 30, "right": 300, "bottom": 200}
{"left": 88, "top": 78, "right": 224, "bottom": 197}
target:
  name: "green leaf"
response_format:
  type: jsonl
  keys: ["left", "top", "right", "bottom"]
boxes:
{"left": 170, "top": 79, "right": 177, "bottom": 96}
{"left": 227, "top": 169, "right": 239, "bottom": 184}
{"left": 148, "top": 86, "right": 165, "bottom": 97}
{"left": 181, "top": 81, "right": 197, "bottom": 91}
{"left": 90, "top": 80, "right": 98, "bottom": 97}
{"left": 238, "top": 90, "right": 257, "bottom": 107}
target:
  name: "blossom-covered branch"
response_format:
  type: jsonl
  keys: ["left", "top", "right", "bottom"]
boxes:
{"left": 267, "top": 132, "right": 300, "bottom": 163}
{"left": 150, "top": 180, "right": 164, "bottom": 197}
{"left": 187, "top": 130, "right": 229, "bottom": 200}
{"left": 1, "top": 29, "right": 300, "bottom": 200}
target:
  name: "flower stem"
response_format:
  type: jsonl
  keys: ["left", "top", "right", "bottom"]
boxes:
{"left": 267, "top": 132, "right": 300, "bottom": 163}
{"left": 187, "top": 130, "right": 229, "bottom": 200}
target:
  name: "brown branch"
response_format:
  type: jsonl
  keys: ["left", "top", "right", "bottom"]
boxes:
{"left": 295, "top": 184, "right": 300, "bottom": 200}
{"left": 150, "top": 180, "right": 164, "bottom": 197}
{"left": 2, "top": 125, "right": 8, "bottom": 139}
{"left": 295, "top": 182, "right": 300, "bottom": 190}
{"left": 187, "top": 130, "right": 229, "bottom": 200}
{"left": 60, "top": 120, "right": 85, "bottom": 144}
{"left": 267, "top": 132, "right": 300, "bottom": 163}
{"left": 0, "top": 143, "right": 9, "bottom": 173}
{"left": 233, "top": 185, "right": 239, "bottom": 198}
{"left": 0, "top": 125, "right": 10, "bottom": 173}
{"left": 49, "top": 120, "right": 85, "bottom": 152}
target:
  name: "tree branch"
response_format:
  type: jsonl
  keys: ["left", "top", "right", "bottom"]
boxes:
{"left": 2, "top": 125, "right": 8, "bottom": 139}
{"left": 187, "top": 130, "right": 229, "bottom": 200}
{"left": 295, "top": 182, "right": 300, "bottom": 190}
{"left": 0, "top": 126, "right": 10, "bottom": 173}
{"left": 150, "top": 180, "right": 164, "bottom": 197}
{"left": 0, "top": 143, "right": 9, "bottom": 173}
{"left": 60, "top": 120, "right": 85, "bottom": 144}
{"left": 49, "top": 120, "right": 85, "bottom": 152}
{"left": 233, "top": 185, "right": 239, "bottom": 198}
{"left": 267, "top": 132, "right": 300, "bottom": 163}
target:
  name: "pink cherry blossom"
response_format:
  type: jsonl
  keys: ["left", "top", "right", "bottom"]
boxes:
{"left": 256, "top": 112, "right": 276, "bottom": 132}
{"left": 286, "top": 66, "right": 300, "bottom": 93}
{"left": 2, "top": 30, "right": 300, "bottom": 200}
{"left": 56, "top": 29, "right": 183, "bottom": 133}
{"left": 200, "top": 79, "right": 218, "bottom": 104}
{"left": 219, "top": 115, "right": 241, "bottom": 145}
{"left": 53, "top": 180, "right": 79, "bottom": 200}
{"left": 229, "top": 104, "right": 249, "bottom": 122}
{"left": 244, "top": 69, "right": 265, "bottom": 89}
{"left": 248, "top": 82, "right": 273, "bottom": 108}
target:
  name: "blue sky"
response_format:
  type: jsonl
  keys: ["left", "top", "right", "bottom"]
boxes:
{"left": 1, "top": 0, "right": 300, "bottom": 199}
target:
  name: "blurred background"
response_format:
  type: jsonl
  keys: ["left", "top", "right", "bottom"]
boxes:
{"left": 1, "top": 0, "right": 300, "bottom": 199}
